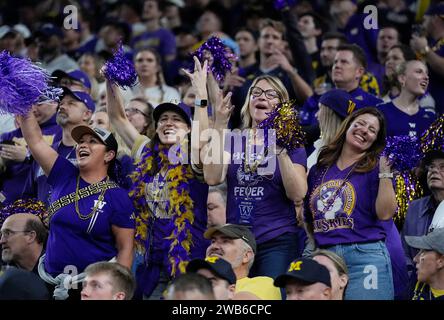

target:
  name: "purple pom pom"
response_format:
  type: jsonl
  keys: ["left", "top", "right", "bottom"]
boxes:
{"left": 192, "top": 37, "right": 235, "bottom": 84}
{"left": 103, "top": 42, "right": 138, "bottom": 89}
{"left": 382, "top": 135, "right": 422, "bottom": 172}
{"left": 0, "top": 50, "right": 50, "bottom": 115}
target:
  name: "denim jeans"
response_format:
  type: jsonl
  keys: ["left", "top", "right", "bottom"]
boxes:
{"left": 324, "top": 241, "right": 394, "bottom": 300}
{"left": 249, "top": 229, "right": 306, "bottom": 280}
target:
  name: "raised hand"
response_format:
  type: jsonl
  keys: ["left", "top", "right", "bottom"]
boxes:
{"left": 214, "top": 90, "right": 234, "bottom": 126}
{"left": 182, "top": 56, "right": 209, "bottom": 100}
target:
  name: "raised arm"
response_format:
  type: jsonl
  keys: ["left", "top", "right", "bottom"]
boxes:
{"left": 18, "top": 112, "right": 58, "bottom": 177}
{"left": 183, "top": 57, "right": 209, "bottom": 163}
{"left": 375, "top": 156, "right": 397, "bottom": 220}
{"left": 105, "top": 81, "right": 143, "bottom": 148}
{"left": 202, "top": 91, "right": 233, "bottom": 185}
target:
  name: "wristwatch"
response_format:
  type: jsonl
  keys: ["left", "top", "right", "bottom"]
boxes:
{"left": 378, "top": 172, "right": 394, "bottom": 179}
{"left": 195, "top": 99, "right": 208, "bottom": 108}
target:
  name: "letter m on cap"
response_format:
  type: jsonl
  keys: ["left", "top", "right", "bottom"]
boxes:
{"left": 347, "top": 100, "right": 356, "bottom": 114}
{"left": 288, "top": 261, "right": 303, "bottom": 272}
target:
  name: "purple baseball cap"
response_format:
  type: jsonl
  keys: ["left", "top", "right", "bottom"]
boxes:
{"left": 60, "top": 87, "right": 96, "bottom": 112}
{"left": 319, "top": 89, "right": 359, "bottom": 119}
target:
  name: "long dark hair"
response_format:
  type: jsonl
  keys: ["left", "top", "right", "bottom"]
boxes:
{"left": 318, "top": 107, "right": 387, "bottom": 173}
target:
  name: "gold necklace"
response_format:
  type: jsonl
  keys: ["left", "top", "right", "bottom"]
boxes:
{"left": 244, "top": 129, "right": 265, "bottom": 174}
{"left": 75, "top": 175, "right": 109, "bottom": 220}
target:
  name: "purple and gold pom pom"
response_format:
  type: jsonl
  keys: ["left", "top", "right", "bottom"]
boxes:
{"left": 394, "top": 172, "right": 423, "bottom": 229}
{"left": 103, "top": 42, "right": 138, "bottom": 89}
{"left": 0, "top": 50, "right": 50, "bottom": 115}
{"left": 257, "top": 100, "right": 305, "bottom": 151}
{"left": 382, "top": 135, "right": 422, "bottom": 172}
{"left": 421, "top": 115, "right": 444, "bottom": 154}
{"left": 192, "top": 37, "right": 235, "bottom": 84}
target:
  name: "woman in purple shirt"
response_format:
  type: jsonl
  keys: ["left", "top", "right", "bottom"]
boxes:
{"left": 203, "top": 74, "right": 308, "bottom": 280}
{"left": 305, "top": 107, "right": 396, "bottom": 300}
{"left": 19, "top": 112, "right": 135, "bottom": 299}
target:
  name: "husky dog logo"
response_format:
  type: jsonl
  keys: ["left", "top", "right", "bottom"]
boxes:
{"left": 317, "top": 185, "right": 343, "bottom": 220}
{"left": 236, "top": 166, "right": 263, "bottom": 186}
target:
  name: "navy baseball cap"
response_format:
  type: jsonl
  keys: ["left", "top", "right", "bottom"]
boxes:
{"left": 52, "top": 69, "right": 92, "bottom": 90}
{"left": 153, "top": 102, "right": 192, "bottom": 126}
{"left": 60, "top": 87, "right": 96, "bottom": 112}
{"left": 187, "top": 256, "right": 237, "bottom": 285}
{"left": 405, "top": 228, "right": 444, "bottom": 255}
{"left": 204, "top": 224, "right": 257, "bottom": 254}
{"left": 34, "top": 23, "right": 63, "bottom": 39}
{"left": 71, "top": 125, "right": 118, "bottom": 153}
{"left": 425, "top": 3, "right": 444, "bottom": 16}
{"left": 319, "top": 89, "right": 359, "bottom": 119}
{"left": 274, "top": 258, "right": 331, "bottom": 288}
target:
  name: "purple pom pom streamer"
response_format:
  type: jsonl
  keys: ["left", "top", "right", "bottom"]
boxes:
{"left": 191, "top": 37, "right": 235, "bottom": 84}
{"left": 0, "top": 50, "right": 50, "bottom": 115}
{"left": 257, "top": 100, "right": 305, "bottom": 151}
{"left": 103, "top": 42, "right": 138, "bottom": 89}
{"left": 382, "top": 135, "right": 422, "bottom": 172}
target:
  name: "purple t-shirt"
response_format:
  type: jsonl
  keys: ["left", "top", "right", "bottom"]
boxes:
{"left": 225, "top": 131, "right": 307, "bottom": 244}
{"left": 378, "top": 101, "right": 436, "bottom": 138}
{"left": 131, "top": 28, "right": 176, "bottom": 58}
{"left": 45, "top": 156, "right": 135, "bottom": 276}
{"left": 305, "top": 163, "right": 386, "bottom": 247}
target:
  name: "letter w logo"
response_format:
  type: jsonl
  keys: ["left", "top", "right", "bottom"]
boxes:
{"left": 239, "top": 205, "right": 253, "bottom": 216}
{"left": 94, "top": 200, "right": 107, "bottom": 210}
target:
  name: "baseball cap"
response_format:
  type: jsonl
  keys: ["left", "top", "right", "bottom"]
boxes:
{"left": 318, "top": 89, "right": 359, "bottom": 119}
{"left": 204, "top": 224, "right": 257, "bottom": 254}
{"left": 71, "top": 125, "right": 118, "bottom": 153}
{"left": 34, "top": 23, "right": 64, "bottom": 39}
{"left": 405, "top": 228, "right": 444, "bottom": 255}
{"left": 153, "top": 102, "right": 192, "bottom": 127}
{"left": 60, "top": 87, "right": 96, "bottom": 112}
{"left": 52, "top": 69, "right": 92, "bottom": 90}
{"left": 0, "top": 267, "right": 50, "bottom": 300}
{"left": 274, "top": 257, "right": 331, "bottom": 288}
{"left": 425, "top": 3, "right": 444, "bottom": 16}
{"left": 187, "top": 256, "right": 237, "bottom": 285}
{"left": 422, "top": 149, "right": 444, "bottom": 166}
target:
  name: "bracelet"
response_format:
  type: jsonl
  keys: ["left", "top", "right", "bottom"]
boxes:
{"left": 277, "top": 148, "right": 287, "bottom": 156}
{"left": 378, "top": 172, "right": 394, "bottom": 179}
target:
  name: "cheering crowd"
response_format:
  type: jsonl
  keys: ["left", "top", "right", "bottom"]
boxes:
{"left": 1, "top": 0, "right": 444, "bottom": 301}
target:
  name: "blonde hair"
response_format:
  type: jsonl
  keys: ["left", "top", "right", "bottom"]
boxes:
{"left": 311, "top": 249, "right": 348, "bottom": 276}
{"left": 318, "top": 104, "right": 344, "bottom": 145}
{"left": 240, "top": 75, "right": 289, "bottom": 129}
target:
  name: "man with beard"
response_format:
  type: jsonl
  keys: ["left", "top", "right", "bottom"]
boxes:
{"left": 204, "top": 224, "right": 281, "bottom": 300}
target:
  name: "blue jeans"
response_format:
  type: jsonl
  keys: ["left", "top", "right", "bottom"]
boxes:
{"left": 249, "top": 229, "right": 306, "bottom": 280}
{"left": 324, "top": 241, "right": 394, "bottom": 300}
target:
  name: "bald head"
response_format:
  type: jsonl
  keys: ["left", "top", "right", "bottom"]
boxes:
{"left": 1, "top": 213, "right": 47, "bottom": 270}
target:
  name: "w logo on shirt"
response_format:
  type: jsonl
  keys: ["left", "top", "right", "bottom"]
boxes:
{"left": 94, "top": 200, "right": 107, "bottom": 210}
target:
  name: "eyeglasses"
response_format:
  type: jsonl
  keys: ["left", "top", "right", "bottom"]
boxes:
{"left": 0, "top": 229, "right": 31, "bottom": 240}
{"left": 250, "top": 86, "right": 280, "bottom": 100}
{"left": 425, "top": 163, "right": 444, "bottom": 173}
{"left": 125, "top": 108, "right": 148, "bottom": 117}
